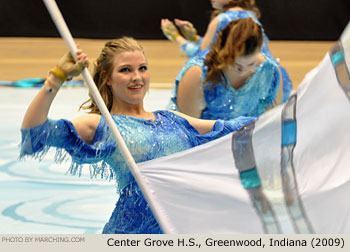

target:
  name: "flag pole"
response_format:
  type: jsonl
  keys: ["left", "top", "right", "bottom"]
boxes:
{"left": 42, "top": 0, "right": 171, "bottom": 233}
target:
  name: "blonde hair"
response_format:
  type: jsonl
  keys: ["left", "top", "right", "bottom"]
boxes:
{"left": 211, "top": 0, "right": 261, "bottom": 19}
{"left": 204, "top": 18, "right": 262, "bottom": 88}
{"left": 80, "top": 37, "right": 145, "bottom": 114}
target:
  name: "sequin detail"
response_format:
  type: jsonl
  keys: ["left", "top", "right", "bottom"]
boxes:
{"left": 169, "top": 52, "right": 292, "bottom": 120}
{"left": 20, "top": 110, "right": 255, "bottom": 233}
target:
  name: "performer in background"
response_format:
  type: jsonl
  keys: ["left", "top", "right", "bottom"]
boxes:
{"left": 20, "top": 37, "right": 255, "bottom": 234}
{"left": 161, "top": 0, "right": 272, "bottom": 58}
{"left": 169, "top": 18, "right": 292, "bottom": 120}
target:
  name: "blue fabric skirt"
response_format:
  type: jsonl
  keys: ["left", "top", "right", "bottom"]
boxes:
{"left": 102, "top": 182, "right": 162, "bottom": 234}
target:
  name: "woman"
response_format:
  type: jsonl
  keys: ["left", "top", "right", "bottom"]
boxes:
{"left": 20, "top": 37, "right": 254, "bottom": 233}
{"left": 168, "top": 18, "right": 292, "bottom": 120}
{"left": 161, "top": 0, "right": 272, "bottom": 58}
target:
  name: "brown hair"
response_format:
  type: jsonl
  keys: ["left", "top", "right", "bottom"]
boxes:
{"left": 204, "top": 18, "right": 262, "bottom": 88}
{"left": 211, "top": 0, "right": 260, "bottom": 19}
{"left": 80, "top": 37, "right": 145, "bottom": 114}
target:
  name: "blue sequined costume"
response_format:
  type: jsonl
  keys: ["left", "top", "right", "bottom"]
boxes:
{"left": 168, "top": 51, "right": 292, "bottom": 120}
{"left": 181, "top": 10, "right": 272, "bottom": 58}
{"left": 20, "top": 110, "right": 254, "bottom": 233}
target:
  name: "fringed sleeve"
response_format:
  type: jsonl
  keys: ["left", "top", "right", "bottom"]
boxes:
{"left": 20, "top": 119, "right": 116, "bottom": 179}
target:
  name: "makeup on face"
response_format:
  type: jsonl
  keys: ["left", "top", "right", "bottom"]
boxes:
{"left": 233, "top": 53, "right": 259, "bottom": 75}
{"left": 108, "top": 51, "right": 150, "bottom": 106}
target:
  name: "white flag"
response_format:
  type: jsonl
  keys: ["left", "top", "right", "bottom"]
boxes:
{"left": 138, "top": 23, "right": 350, "bottom": 234}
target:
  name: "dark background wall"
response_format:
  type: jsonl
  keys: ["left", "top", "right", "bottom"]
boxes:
{"left": 1, "top": 0, "right": 349, "bottom": 40}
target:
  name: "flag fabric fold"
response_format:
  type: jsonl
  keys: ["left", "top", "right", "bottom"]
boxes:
{"left": 137, "top": 23, "right": 350, "bottom": 234}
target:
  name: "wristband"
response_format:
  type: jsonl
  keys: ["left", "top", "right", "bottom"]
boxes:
{"left": 49, "top": 67, "right": 67, "bottom": 83}
{"left": 188, "top": 34, "right": 200, "bottom": 42}
{"left": 171, "top": 33, "right": 181, "bottom": 41}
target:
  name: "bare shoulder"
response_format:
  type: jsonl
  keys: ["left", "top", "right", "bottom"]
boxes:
{"left": 170, "top": 110, "right": 215, "bottom": 135}
{"left": 178, "top": 65, "right": 203, "bottom": 96}
{"left": 71, "top": 113, "right": 102, "bottom": 144}
{"left": 188, "top": 65, "right": 202, "bottom": 74}
{"left": 72, "top": 113, "right": 101, "bottom": 128}
{"left": 177, "top": 65, "right": 204, "bottom": 118}
{"left": 182, "top": 65, "right": 202, "bottom": 83}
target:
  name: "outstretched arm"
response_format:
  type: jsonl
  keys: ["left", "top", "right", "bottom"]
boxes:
{"left": 174, "top": 19, "right": 200, "bottom": 43}
{"left": 199, "top": 17, "right": 219, "bottom": 50}
{"left": 161, "top": 15, "right": 218, "bottom": 51}
{"left": 171, "top": 111, "right": 255, "bottom": 137}
{"left": 21, "top": 50, "right": 88, "bottom": 129}
{"left": 161, "top": 18, "right": 187, "bottom": 45}
{"left": 171, "top": 110, "right": 216, "bottom": 135}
